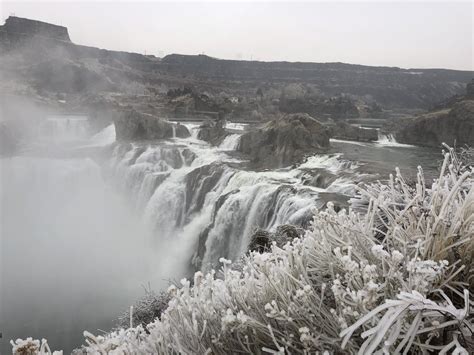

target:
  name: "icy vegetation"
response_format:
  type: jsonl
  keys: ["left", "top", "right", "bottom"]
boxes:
{"left": 12, "top": 147, "right": 473, "bottom": 354}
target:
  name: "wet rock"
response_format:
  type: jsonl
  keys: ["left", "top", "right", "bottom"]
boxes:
{"left": 328, "top": 122, "right": 378, "bottom": 142}
{"left": 300, "top": 168, "right": 337, "bottom": 188}
{"left": 175, "top": 123, "right": 191, "bottom": 138}
{"left": 184, "top": 163, "right": 228, "bottom": 215}
{"left": 395, "top": 100, "right": 474, "bottom": 147}
{"left": 238, "top": 113, "right": 330, "bottom": 168}
{"left": 114, "top": 109, "right": 190, "bottom": 140}
{"left": 197, "top": 119, "right": 228, "bottom": 145}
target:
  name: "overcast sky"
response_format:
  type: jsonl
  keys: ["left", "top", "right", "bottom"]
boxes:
{"left": 1, "top": 1, "right": 472, "bottom": 70}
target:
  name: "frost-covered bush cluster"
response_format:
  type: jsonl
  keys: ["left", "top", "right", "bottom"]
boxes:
{"left": 117, "top": 289, "right": 171, "bottom": 330}
{"left": 14, "top": 148, "right": 473, "bottom": 354}
{"left": 11, "top": 338, "right": 62, "bottom": 355}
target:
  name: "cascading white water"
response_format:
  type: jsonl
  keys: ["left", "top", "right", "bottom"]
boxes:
{"left": 110, "top": 131, "right": 364, "bottom": 271}
{"left": 218, "top": 134, "right": 241, "bottom": 150}
{"left": 88, "top": 124, "right": 116, "bottom": 146}
{"left": 377, "top": 132, "right": 397, "bottom": 144}
{"left": 39, "top": 115, "right": 90, "bottom": 142}
{"left": 377, "top": 132, "right": 414, "bottom": 147}
{"left": 225, "top": 122, "right": 248, "bottom": 131}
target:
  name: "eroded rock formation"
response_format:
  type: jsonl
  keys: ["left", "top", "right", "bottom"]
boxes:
{"left": 114, "top": 109, "right": 190, "bottom": 140}
{"left": 395, "top": 100, "right": 474, "bottom": 147}
{"left": 197, "top": 119, "right": 228, "bottom": 146}
{"left": 328, "top": 122, "right": 378, "bottom": 142}
{"left": 238, "top": 113, "right": 331, "bottom": 167}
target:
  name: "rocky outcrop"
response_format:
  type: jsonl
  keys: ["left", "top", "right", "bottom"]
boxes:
{"left": 114, "top": 109, "right": 190, "bottom": 140}
{"left": 248, "top": 225, "right": 304, "bottom": 253}
{"left": 396, "top": 100, "right": 474, "bottom": 147}
{"left": 328, "top": 122, "right": 378, "bottom": 142}
{"left": 0, "top": 16, "right": 71, "bottom": 43}
{"left": 197, "top": 119, "right": 228, "bottom": 145}
{"left": 238, "top": 113, "right": 330, "bottom": 167}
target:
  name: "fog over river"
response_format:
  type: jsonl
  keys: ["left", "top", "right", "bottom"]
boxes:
{"left": 0, "top": 118, "right": 439, "bottom": 352}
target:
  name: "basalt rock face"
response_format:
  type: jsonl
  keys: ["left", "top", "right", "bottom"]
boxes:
{"left": 238, "top": 113, "right": 330, "bottom": 168}
{"left": 395, "top": 100, "right": 474, "bottom": 147}
{"left": 114, "top": 109, "right": 190, "bottom": 141}
{"left": 197, "top": 119, "right": 228, "bottom": 146}
{"left": 328, "top": 122, "right": 378, "bottom": 142}
{"left": 161, "top": 54, "right": 473, "bottom": 109}
{"left": 0, "top": 16, "right": 71, "bottom": 45}
{"left": 2, "top": 16, "right": 473, "bottom": 112}
{"left": 0, "top": 16, "right": 158, "bottom": 97}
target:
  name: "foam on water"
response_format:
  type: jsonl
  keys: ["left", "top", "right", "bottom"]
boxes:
{"left": 377, "top": 133, "right": 414, "bottom": 147}
{"left": 225, "top": 122, "right": 248, "bottom": 131}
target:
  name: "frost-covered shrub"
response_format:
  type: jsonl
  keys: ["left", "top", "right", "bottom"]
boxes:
{"left": 11, "top": 338, "right": 62, "bottom": 355}
{"left": 14, "top": 148, "right": 473, "bottom": 354}
{"left": 118, "top": 289, "right": 171, "bottom": 330}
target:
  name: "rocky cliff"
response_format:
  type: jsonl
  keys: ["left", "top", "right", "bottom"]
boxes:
{"left": 395, "top": 100, "right": 474, "bottom": 147}
{"left": 161, "top": 54, "right": 472, "bottom": 109}
{"left": 328, "top": 122, "right": 378, "bottom": 142}
{"left": 114, "top": 109, "right": 190, "bottom": 140}
{"left": 238, "top": 113, "right": 330, "bottom": 167}
{"left": 0, "top": 16, "right": 70, "bottom": 44}
{"left": 1, "top": 17, "right": 473, "bottom": 112}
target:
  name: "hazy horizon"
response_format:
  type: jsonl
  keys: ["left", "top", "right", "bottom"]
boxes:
{"left": 1, "top": 1, "right": 473, "bottom": 71}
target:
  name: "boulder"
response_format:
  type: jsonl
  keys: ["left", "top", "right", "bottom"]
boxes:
{"left": 238, "top": 113, "right": 330, "bottom": 167}
{"left": 328, "top": 122, "right": 378, "bottom": 142}
{"left": 395, "top": 100, "right": 474, "bottom": 147}
{"left": 197, "top": 119, "right": 228, "bottom": 145}
{"left": 175, "top": 123, "right": 191, "bottom": 138}
{"left": 114, "top": 109, "right": 190, "bottom": 140}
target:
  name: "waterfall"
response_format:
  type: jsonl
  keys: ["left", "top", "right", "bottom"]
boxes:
{"left": 40, "top": 115, "right": 90, "bottom": 142}
{"left": 377, "top": 132, "right": 414, "bottom": 147}
{"left": 218, "top": 134, "right": 241, "bottom": 150}
{"left": 109, "top": 133, "right": 364, "bottom": 272}
{"left": 377, "top": 132, "right": 397, "bottom": 144}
